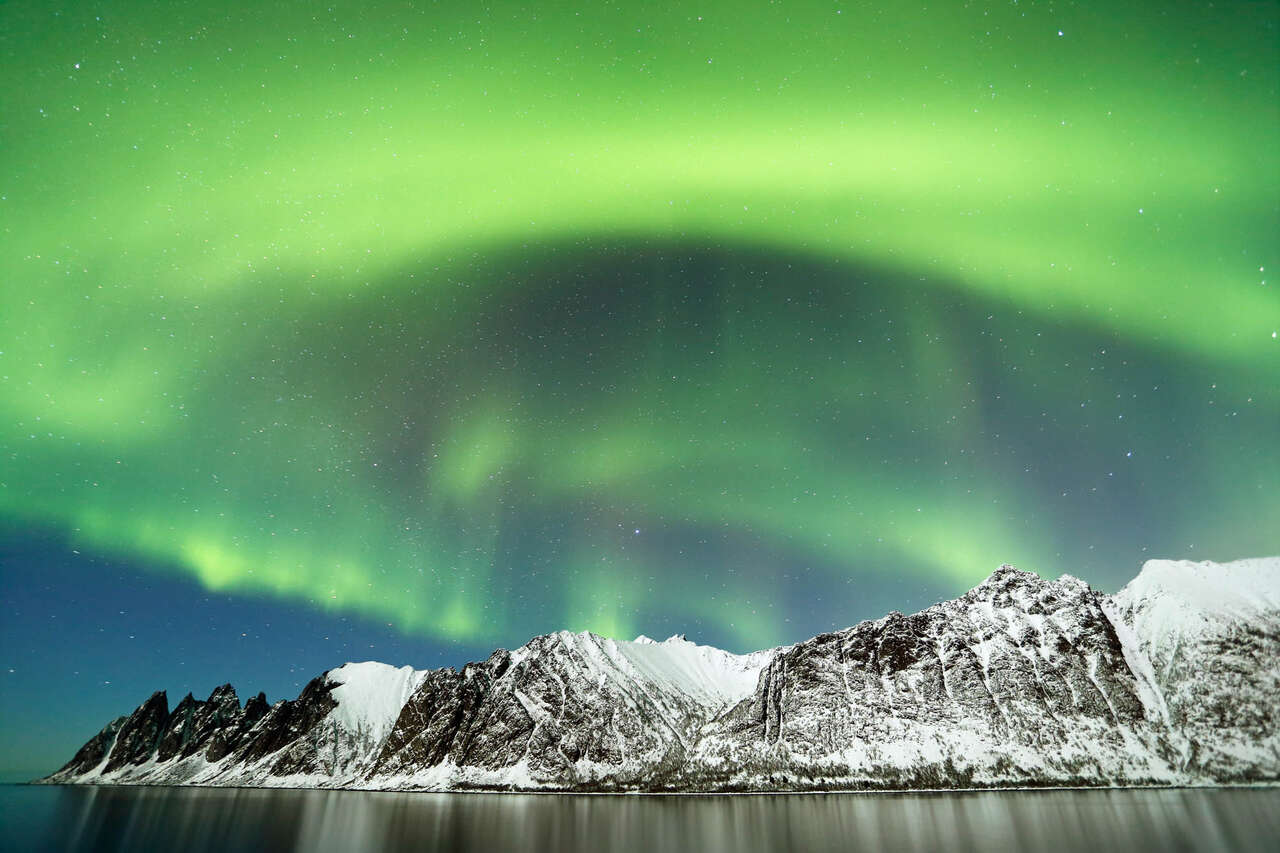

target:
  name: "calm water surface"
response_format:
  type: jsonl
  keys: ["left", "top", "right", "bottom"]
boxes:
{"left": 2, "top": 784, "right": 1276, "bottom": 852}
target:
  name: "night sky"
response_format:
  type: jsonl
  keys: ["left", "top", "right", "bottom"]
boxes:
{"left": 2, "top": 1, "right": 1276, "bottom": 780}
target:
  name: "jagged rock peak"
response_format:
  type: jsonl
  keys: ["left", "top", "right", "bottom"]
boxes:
{"left": 141, "top": 690, "right": 169, "bottom": 714}
{"left": 207, "top": 683, "right": 240, "bottom": 706}
{"left": 243, "top": 691, "right": 269, "bottom": 717}
{"left": 966, "top": 563, "right": 1091, "bottom": 603}
{"left": 628, "top": 633, "right": 690, "bottom": 645}
{"left": 975, "top": 562, "right": 1039, "bottom": 587}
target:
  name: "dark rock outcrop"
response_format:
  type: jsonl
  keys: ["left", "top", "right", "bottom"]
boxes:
{"left": 102, "top": 691, "right": 170, "bottom": 772}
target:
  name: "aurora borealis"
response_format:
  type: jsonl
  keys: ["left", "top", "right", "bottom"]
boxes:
{"left": 1, "top": 1, "right": 1277, "bottom": 777}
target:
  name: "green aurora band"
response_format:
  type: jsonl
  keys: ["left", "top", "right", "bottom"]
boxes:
{"left": 2, "top": 1, "right": 1277, "bottom": 649}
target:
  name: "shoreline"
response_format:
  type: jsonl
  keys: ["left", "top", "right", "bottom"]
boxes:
{"left": 19, "top": 779, "right": 1280, "bottom": 797}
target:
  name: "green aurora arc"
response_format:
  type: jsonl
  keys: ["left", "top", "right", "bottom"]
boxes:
{"left": 2, "top": 1, "right": 1277, "bottom": 650}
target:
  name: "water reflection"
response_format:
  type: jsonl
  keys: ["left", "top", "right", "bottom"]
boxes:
{"left": 10, "top": 784, "right": 1276, "bottom": 853}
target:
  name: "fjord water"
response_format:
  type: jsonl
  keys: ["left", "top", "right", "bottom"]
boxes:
{"left": 2, "top": 786, "right": 1276, "bottom": 853}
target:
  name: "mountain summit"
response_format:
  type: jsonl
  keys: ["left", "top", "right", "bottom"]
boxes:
{"left": 39, "top": 557, "right": 1280, "bottom": 792}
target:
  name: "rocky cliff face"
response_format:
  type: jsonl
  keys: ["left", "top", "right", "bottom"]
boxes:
{"left": 688, "top": 567, "right": 1176, "bottom": 789}
{"left": 39, "top": 557, "right": 1280, "bottom": 791}
{"left": 368, "top": 632, "right": 771, "bottom": 789}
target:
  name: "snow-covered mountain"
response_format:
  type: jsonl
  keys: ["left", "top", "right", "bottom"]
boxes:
{"left": 1105, "top": 558, "right": 1280, "bottom": 781}
{"left": 39, "top": 557, "right": 1280, "bottom": 791}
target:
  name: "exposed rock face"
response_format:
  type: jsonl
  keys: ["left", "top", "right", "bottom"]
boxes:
{"left": 690, "top": 568, "right": 1168, "bottom": 789}
{"left": 372, "top": 651, "right": 526, "bottom": 776}
{"left": 156, "top": 684, "right": 241, "bottom": 762}
{"left": 39, "top": 557, "right": 1280, "bottom": 791}
{"left": 369, "top": 634, "right": 768, "bottom": 788}
{"left": 202, "top": 686, "right": 269, "bottom": 762}
{"left": 102, "top": 691, "right": 170, "bottom": 772}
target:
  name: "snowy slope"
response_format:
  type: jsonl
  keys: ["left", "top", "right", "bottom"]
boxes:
{"left": 564, "top": 632, "right": 771, "bottom": 709}
{"left": 1110, "top": 557, "right": 1280, "bottom": 657}
{"left": 327, "top": 662, "right": 428, "bottom": 745}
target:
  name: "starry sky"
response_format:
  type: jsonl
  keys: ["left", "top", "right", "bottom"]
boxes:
{"left": 1, "top": 1, "right": 1277, "bottom": 779}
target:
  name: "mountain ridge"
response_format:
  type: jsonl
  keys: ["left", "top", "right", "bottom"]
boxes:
{"left": 38, "top": 557, "right": 1280, "bottom": 792}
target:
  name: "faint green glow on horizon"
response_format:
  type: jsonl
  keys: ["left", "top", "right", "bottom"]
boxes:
{"left": 2, "top": 1, "right": 1277, "bottom": 650}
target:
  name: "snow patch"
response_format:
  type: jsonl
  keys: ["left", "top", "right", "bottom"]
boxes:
{"left": 539, "top": 630, "right": 772, "bottom": 711}
{"left": 1112, "top": 557, "right": 1280, "bottom": 655}
{"left": 612, "top": 634, "right": 771, "bottom": 707}
{"left": 325, "top": 661, "right": 428, "bottom": 744}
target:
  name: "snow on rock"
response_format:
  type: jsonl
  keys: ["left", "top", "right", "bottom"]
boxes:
{"left": 1110, "top": 557, "right": 1280, "bottom": 655}
{"left": 1100, "top": 598, "right": 1171, "bottom": 725}
{"left": 326, "top": 661, "right": 428, "bottom": 744}
{"left": 600, "top": 632, "right": 770, "bottom": 708}
{"left": 538, "top": 630, "right": 773, "bottom": 711}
